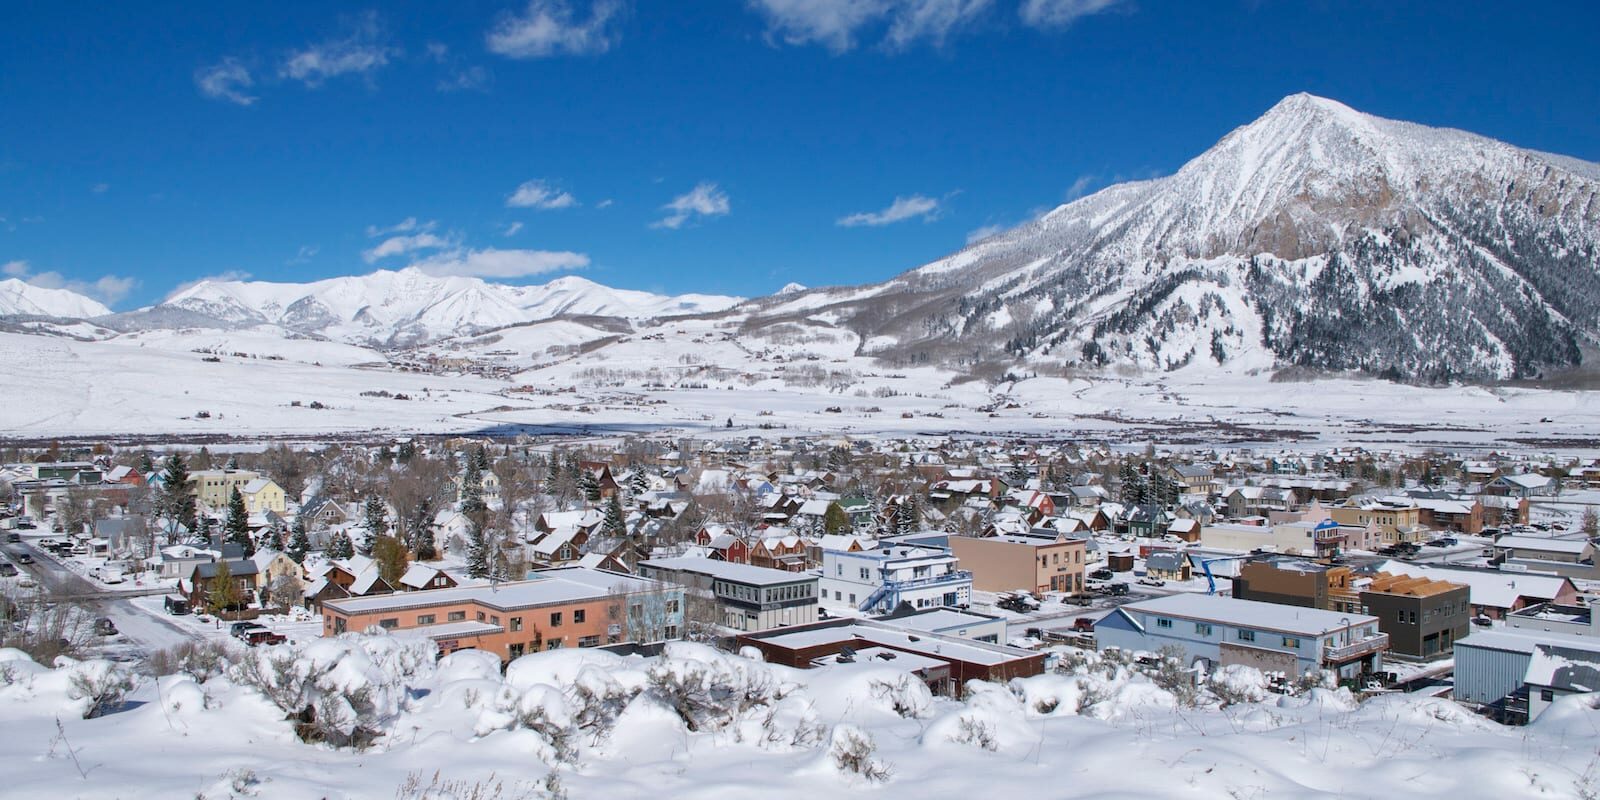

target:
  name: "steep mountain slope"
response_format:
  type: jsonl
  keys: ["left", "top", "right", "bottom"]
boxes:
{"left": 0, "top": 279, "right": 112, "bottom": 318}
{"left": 743, "top": 93, "right": 1600, "bottom": 382}
{"left": 108, "top": 269, "right": 741, "bottom": 347}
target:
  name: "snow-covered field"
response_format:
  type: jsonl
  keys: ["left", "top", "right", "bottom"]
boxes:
{"left": 1, "top": 325, "right": 1597, "bottom": 453}
{"left": 2, "top": 635, "right": 1596, "bottom": 799}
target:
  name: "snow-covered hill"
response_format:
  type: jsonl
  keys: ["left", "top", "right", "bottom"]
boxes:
{"left": 108, "top": 269, "right": 741, "bottom": 348}
{"left": 0, "top": 279, "right": 112, "bottom": 319}
{"left": 744, "top": 93, "right": 1600, "bottom": 382}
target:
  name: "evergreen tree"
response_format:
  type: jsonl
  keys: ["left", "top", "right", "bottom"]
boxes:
{"left": 578, "top": 469, "right": 600, "bottom": 503}
{"left": 224, "top": 454, "right": 239, "bottom": 470}
{"left": 823, "top": 503, "right": 851, "bottom": 534}
{"left": 208, "top": 558, "right": 242, "bottom": 613}
{"left": 414, "top": 526, "right": 438, "bottom": 562}
{"left": 460, "top": 457, "right": 487, "bottom": 521}
{"left": 604, "top": 494, "right": 626, "bottom": 536}
{"left": 264, "top": 522, "right": 286, "bottom": 552}
{"left": 162, "top": 452, "right": 198, "bottom": 536}
{"left": 361, "top": 496, "right": 388, "bottom": 555}
{"left": 1006, "top": 462, "right": 1029, "bottom": 488}
{"left": 326, "top": 531, "right": 355, "bottom": 561}
{"left": 372, "top": 535, "right": 409, "bottom": 586}
{"left": 137, "top": 450, "right": 155, "bottom": 476}
{"left": 194, "top": 446, "right": 214, "bottom": 470}
{"left": 397, "top": 440, "right": 416, "bottom": 463}
{"left": 225, "top": 486, "right": 254, "bottom": 557}
{"left": 471, "top": 444, "right": 490, "bottom": 473}
{"left": 286, "top": 518, "right": 310, "bottom": 564}
{"left": 628, "top": 468, "right": 650, "bottom": 498}
{"left": 466, "top": 519, "right": 490, "bottom": 579}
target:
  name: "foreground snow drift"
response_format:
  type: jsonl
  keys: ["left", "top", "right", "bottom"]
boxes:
{"left": 0, "top": 635, "right": 1595, "bottom": 798}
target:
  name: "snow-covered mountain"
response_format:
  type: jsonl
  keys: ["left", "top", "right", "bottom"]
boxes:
{"left": 110, "top": 269, "right": 742, "bottom": 347}
{"left": 744, "top": 93, "right": 1600, "bottom": 382}
{"left": 0, "top": 278, "right": 112, "bottom": 318}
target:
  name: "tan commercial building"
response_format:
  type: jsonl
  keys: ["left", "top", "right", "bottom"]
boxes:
{"left": 320, "top": 567, "right": 684, "bottom": 661}
{"left": 948, "top": 531, "right": 1086, "bottom": 595}
{"left": 1328, "top": 498, "right": 1426, "bottom": 544}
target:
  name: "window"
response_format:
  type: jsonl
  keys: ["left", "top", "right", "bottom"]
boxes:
{"left": 546, "top": 639, "right": 563, "bottom": 650}
{"left": 1282, "top": 637, "right": 1301, "bottom": 649}
{"left": 509, "top": 643, "right": 525, "bottom": 658}
{"left": 1541, "top": 689, "right": 1555, "bottom": 702}
{"left": 849, "top": 593, "right": 857, "bottom": 604}
{"left": 551, "top": 611, "right": 563, "bottom": 627}
{"left": 333, "top": 618, "right": 346, "bottom": 633}
{"left": 578, "top": 635, "right": 601, "bottom": 648}
{"left": 664, "top": 600, "right": 678, "bottom": 614}
{"left": 448, "top": 611, "right": 466, "bottom": 622}
{"left": 510, "top": 617, "right": 522, "bottom": 632}
{"left": 574, "top": 609, "right": 586, "bottom": 623}
{"left": 378, "top": 618, "right": 398, "bottom": 629}
{"left": 1155, "top": 618, "right": 1173, "bottom": 629}
{"left": 859, "top": 567, "right": 870, "bottom": 580}
{"left": 1195, "top": 623, "right": 1212, "bottom": 636}
{"left": 416, "top": 614, "right": 436, "bottom": 625}
{"left": 608, "top": 604, "right": 620, "bottom": 620}
{"left": 490, "top": 615, "right": 500, "bottom": 625}
{"left": 476, "top": 612, "right": 485, "bottom": 621}
{"left": 664, "top": 625, "right": 679, "bottom": 639}
{"left": 1238, "top": 629, "right": 1256, "bottom": 642}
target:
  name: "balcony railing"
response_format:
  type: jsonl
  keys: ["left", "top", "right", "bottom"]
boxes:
{"left": 883, "top": 570, "right": 973, "bottom": 593}
{"left": 1323, "top": 633, "right": 1389, "bottom": 662}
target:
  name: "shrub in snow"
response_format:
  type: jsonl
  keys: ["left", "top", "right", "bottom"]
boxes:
{"left": 825, "top": 725, "right": 891, "bottom": 784}
{"left": 757, "top": 695, "right": 825, "bottom": 752}
{"left": 157, "top": 674, "right": 211, "bottom": 716}
{"left": 1207, "top": 664, "right": 1269, "bottom": 707}
{"left": 868, "top": 674, "right": 932, "bottom": 719}
{"left": 644, "top": 642, "right": 785, "bottom": 732}
{"left": 146, "top": 640, "right": 231, "bottom": 683}
{"left": 230, "top": 633, "right": 436, "bottom": 747}
{"left": 66, "top": 659, "right": 136, "bottom": 719}
{"left": 566, "top": 665, "right": 636, "bottom": 738}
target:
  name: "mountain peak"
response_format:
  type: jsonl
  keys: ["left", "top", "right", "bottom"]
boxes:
{"left": 0, "top": 278, "right": 113, "bottom": 318}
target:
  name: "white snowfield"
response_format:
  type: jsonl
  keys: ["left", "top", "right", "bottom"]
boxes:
{"left": 0, "top": 635, "right": 1596, "bottom": 799}
{"left": 0, "top": 325, "right": 1596, "bottom": 450}
{"left": 0, "top": 278, "right": 113, "bottom": 319}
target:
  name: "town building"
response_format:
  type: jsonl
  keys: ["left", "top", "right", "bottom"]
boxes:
{"left": 1095, "top": 593, "right": 1388, "bottom": 680}
{"left": 637, "top": 556, "right": 819, "bottom": 632}
{"left": 819, "top": 542, "right": 971, "bottom": 613}
{"left": 946, "top": 530, "right": 1086, "bottom": 595}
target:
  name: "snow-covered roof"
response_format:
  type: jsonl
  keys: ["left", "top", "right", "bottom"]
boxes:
{"left": 1524, "top": 644, "right": 1600, "bottom": 693}
{"left": 323, "top": 567, "right": 663, "bottom": 616}
{"left": 642, "top": 556, "right": 815, "bottom": 586}
{"left": 1495, "top": 536, "right": 1591, "bottom": 555}
{"left": 1119, "top": 594, "right": 1376, "bottom": 637}
{"left": 1377, "top": 561, "right": 1572, "bottom": 610}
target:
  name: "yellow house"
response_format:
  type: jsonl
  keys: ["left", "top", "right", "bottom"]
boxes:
{"left": 241, "top": 477, "right": 287, "bottom": 514}
{"left": 1328, "top": 499, "right": 1425, "bottom": 544}
{"left": 188, "top": 469, "right": 286, "bottom": 514}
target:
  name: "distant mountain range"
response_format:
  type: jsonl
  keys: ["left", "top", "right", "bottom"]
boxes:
{"left": 82, "top": 269, "right": 740, "bottom": 348}
{"left": 0, "top": 278, "right": 113, "bottom": 318}
{"left": 7, "top": 94, "right": 1599, "bottom": 382}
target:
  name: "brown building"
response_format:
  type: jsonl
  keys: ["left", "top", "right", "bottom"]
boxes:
{"left": 736, "top": 618, "right": 1046, "bottom": 696}
{"left": 1234, "top": 559, "right": 1354, "bottom": 609}
{"left": 320, "top": 567, "right": 684, "bottom": 662}
{"left": 947, "top": 530, "right": 1086, "bottom": 595}
{"left": 1337, "top": 572, "right": 1471, "bottom": 660}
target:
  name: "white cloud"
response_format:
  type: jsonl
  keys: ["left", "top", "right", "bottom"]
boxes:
{"left": 1064, "top": 174, "right": 1096, "bottom": 200}
{"left": 91, "top": 183, "right": 110, "bottom": 194}
{"left": 503, "top": 221, "right": 524, "bottom": 237}
{"left": 166, "top": 270, "right": 253, "bottom": 300}
{"left": 195, "top": 58, "right": 257, "bottom": 105}
{"left": 280, "top": 12, "right": 395, "bottom": 87}
{"left": 838, "top": 194, "right": 941, "bottom": 227}
{"left": 287, "top": 245, "right": 320, "bottom": 265}
{"left": 438, "top": 65, "right": 490, "bottom": 92}
{"left": 1019, "top": 0, "right": 1122, "bottom": 29}
{"left": 595, "top": 198, "right": 614, "bottom": 209}
{"left": 365, "top": 217, "right": 436, "bottom": 238}
{"left": 653, "top": 182, "right": 730, "bottom": 229}
{"left": 486, "top": 0, "right": 624, "bottom": 59}
{"left": 748, "top": 0, "right": 989, "bottom": 53}
{"left": 4, "top": 260, "right": 138, "bottom": 306}
{"left": 363, "top": 233, "right": 453, "bottom": 263}
{"left": 965, "top": 224, "right": 1005, "bottom": 244}
{"left": 507, "top": 180, "right": 578, "bottom": 209}
{"left": 408, "top": 247, "right": 589, "bottom": 279}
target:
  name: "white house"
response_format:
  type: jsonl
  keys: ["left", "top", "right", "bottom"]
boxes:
{"left": 819, "top": 543, "right": 971, "bottom": 614}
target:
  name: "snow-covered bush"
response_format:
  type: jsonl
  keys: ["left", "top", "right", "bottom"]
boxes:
{"left": 146, "top": 640, "right": 231, "bottom": 683}
{"left": 644, "top": 642, "right": 785, "bottom": 732}
{"left": 66, "top": 659, "right": 136, "bottom": 719}
{"left": 230, "top": 633, "right": 436, "bottom": 747}
{"left": 1207, "top": 664, "right": 1269, "bottom": 706}
{"left": 826, "top": 725, "right": 891, "bottom": 784}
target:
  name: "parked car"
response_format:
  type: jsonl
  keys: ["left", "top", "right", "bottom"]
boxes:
{"left": 1090, "top": 568, "right": 1114, "bottom": 581}
{"left": 244, "top": 630, "right": 287, "bottom": 647}
{"left": 230, "top": 621, "right": 267, "bottom": 640}
{"left": 163, "top": 595, "right": 190, "bottom": 615}
{"left": 1138, "top": 576, "right": 1166, "bottom": 587}
{"left": 0, "top": 563, "right": 16, "bottom": 577}
{"left": 1072, "top": 617, "right": 1097, "bottom": 633}
{"left": 4, "top": 533, "right": 19, "bottom": 543}
{"left": 1061, "top": 594, "right": 1093, "bottom": 606}
{"left": 94, "top": 617, "right": 118, "bottom": 636}
{"left": 1105, "top": 583, "right": 1130, "bottom": 596}
{"left": 14, "top": 553, "right": 33, "bottom": 565}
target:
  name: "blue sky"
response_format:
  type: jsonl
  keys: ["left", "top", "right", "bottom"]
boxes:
{"left": 1, "top": 1, "right": 1597, "bottom": 309}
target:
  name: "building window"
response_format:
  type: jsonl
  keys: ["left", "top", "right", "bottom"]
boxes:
{"left": 416, "top": 614, "right": 436, "bottom": 625}
{"left": 574, "top": 609, "right": 587, "bottom": 623}
{"left": 1155, "top": 618, "right": 1172, "bottom": 629}
{"left": 476, "top": 612, "right": 486, "bottom": 621}
{"left": 378, "top": 618, "right": 398, "bottom": 629}
{"left": 333, "top": 618, "right": 346, "bottom": 633}
{"left": 551, "top": 611, "right": 563, "bottom": 627}
{"left": 509, "top": 643, "right": 525, "bottom": 658}
{"left": 664, "top": 600, "right": 678, "bottom": 614}
{"left": 546, "top": 639, "right": 563, "bottom": 650}
{"left": 1282, "top": 637, "right": 1300, "bottom": 649}
{"left": 1238, "top": 629, "right": 1256, "bottom": 642}
{"left": 664, "top": 625, "right": 679, "bottom": 639}
{"left": 1195, "top": 623, "right": 1212, "bottom": 636}
{"left": 578, "top": 635, "right": 601, "bottom": 648}
{"left": 510, "top": 617, "right": 522, "bottom": 632}
{"left": 1541, "top": 689, "right": 1555, "bottom": 702}
{"left": 448, "top": 610, "right": 466, "bottom": 622}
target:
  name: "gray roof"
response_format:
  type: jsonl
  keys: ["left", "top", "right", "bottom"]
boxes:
{"left": 641, "top": 556, "right": 816, "bottom": 587}
{"left": 193, "top": 559, "right": 258, "bottom": 579}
